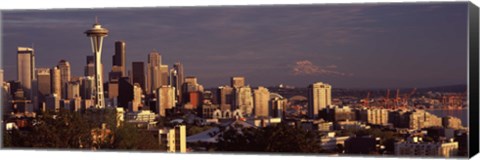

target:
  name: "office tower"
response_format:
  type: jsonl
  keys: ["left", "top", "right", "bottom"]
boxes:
{"left": 108, "top": 81, "right": 119, "bottom": 100}
{"left": 270, "top": 97, "right": 287, "bottom": 118}
{"left": 217, "top": 85, "right": 234, "bottom": 111}
{"left": 132, "top": 62, "right": 145, "bottom": 91}
{"left": 50, "top": 66, "right": 61, "bottom": 98}
{"left": 160, "top": 65, "right": 169, "bottom": 86}
{"left": 70, "top": 96, "right": 82, "bottom": 112}
{"left": 80, "top": 76, "right": 94, "bottom": 99}
{"left": 231, "top": 76, "right": 245, "bottom": 88}
{"left": 109, "top": 66, "right": 123, "bottom": 82}
{"left": 146, "top": 51, "right": 162, "bottom": 94}
{"left": 172, "top": 63, "right": 184, "bottom": 103}
{"left": 36, "top": 68, "right": 51, "bottom": 96}
{"left": 17, "top": 47, "right": 35, "bottom": 99}
{"left": 45, "top": 94, "right": 60, "bottom": 112}
{"left": 84, "top": 55, "right": 95, "bottom": 77}
{"left": 36, "top": 68, "right": 51, "bottom": 109}
{"left": 67, "top": 81, "right": 80, "bottom": 100}
{"left": 130, "top": 83, "right": 143, "bottom": 112}
{"left": 254, "top": 86, "right": 270, "bottom": 118}
{"left": 157, "top": 85, "right": 175, "bottom": 117}
{"left": 118, "top": 77, "right": 133, "bottom": 109}
{"left": 308, "top": 82, "right": 332, "bottom": 119}
{"left": 57, "top": 60, "right": 71, "bottom": 99}
{"left": 235, "top": 86, "right": 253, "bottom": 116}
{"left": 113, "top": 41, "right": 126, "bottom": 76}
{"left": 85, "top": 21, "right": 108, "bottom": 109}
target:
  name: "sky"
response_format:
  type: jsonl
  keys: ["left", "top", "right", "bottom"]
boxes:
{"left": 1, "top": 2, "right": 469, "bottom": 89}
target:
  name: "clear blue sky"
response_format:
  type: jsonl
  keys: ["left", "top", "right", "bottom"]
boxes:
{"left": 1, "top": 2, "right": 468, "bottom": 88}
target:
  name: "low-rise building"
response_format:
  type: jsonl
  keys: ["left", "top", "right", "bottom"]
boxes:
{"left": 394, "top": 136, "right": 458, "bottom": 157}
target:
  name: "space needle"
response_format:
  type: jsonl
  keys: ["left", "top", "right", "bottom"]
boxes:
{"left": 85, "top": 18, "right": 108, "bottom": 109}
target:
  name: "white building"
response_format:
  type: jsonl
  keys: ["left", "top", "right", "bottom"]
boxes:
{"left": 308, "top": 82, "right": 331, "bottom": 118}
{"left": 395, "top": 136, "right": 458, "bottom": 157}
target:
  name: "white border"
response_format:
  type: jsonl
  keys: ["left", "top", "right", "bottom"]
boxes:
{"left": 1, "top": 0, "right": 479, "bottom": 160}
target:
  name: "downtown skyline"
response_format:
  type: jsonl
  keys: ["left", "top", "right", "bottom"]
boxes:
{"left": 2, "top": 2, "right": 468, "bottom": 88}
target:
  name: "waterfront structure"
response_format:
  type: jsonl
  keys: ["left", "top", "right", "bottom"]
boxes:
{"left": 442, "top": 116, "right": 462, "bottom": 129}
{"left": 308, "top": 82, "right": 332, "bottom": 119}
{"left": 157, "top": 85, "right": 176, "bottom": 117}
{"left": 85, "top": 20, "right": 108, "bottom": 109}
{"left": 394, "top": 136, "right": 458, "bottom": 157}
{"left": 254, "top": 86, "right": 270, "bottom": 118}
{"left": 57, "top": 60, "right": 71, "bottom": 99}
{"left": 406, "top": 110, "right": 442, "bottom": 130}
{"left": 358, "top": 108, "right": 389, "bottom": 126}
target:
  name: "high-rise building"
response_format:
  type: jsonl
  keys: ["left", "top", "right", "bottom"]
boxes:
{"left": 132, "top": 62, "right": 145, "bottom": 91}
{"left": 231, "top": 76, "right": 245, "bottom": 88}
{"left": 157, "top": 85, "right": 175, "bottom": 117}
{"left": 160, "top": 65, "right": 169, "bottom": 86}
{"left": 67, "top": 81, "right": 80, "bottom": 100}
{"left": 130, "top": 83, "right": 143, "bottom": 112}
{"left": 57, "top": 60, "right": 71, "bottom": 99}
{"left": 36, "top": 68, "right": 51, "bottom": 97}
{"left": 254, "top": 86, "right": 270, "bottom": 118}
{"left": 113, "top": 41, "right": 126, "bottom": 76}
{"left": 172, "top": 63, "right": 184, "bottom": 103}
{"left": 109, "top": 66, "right": 123, "bottom": 82}
{"left": 45, "top": 93, "right": 60, "bottom": 112}
{"left": 217, "top": 85, "right": 234, "bottom": 111}
{"left": 308, "top": 82, "right": 332, "bottom": 119}
{"left": 270, "top": 97, "right": 287, "bottom": 118}
{"left": 235, "top": 86, "right": 253, "bottom": 116}
{"left": 79, "top": 76, "right": 94, "bottom": 99}
{"left": 118, "top": 77, "right": 133, "bottom": 109}
{"left": 50, "top": 67, "right": 61, "bottom": 98}
{"left": 146, "top": 51, "right": 162, "bottom": 94}
{"left": 17, "top": 47, "right": 35, "bottom": 99}
{"left": 84, "top": 55, "right": 95, "bottom": 77}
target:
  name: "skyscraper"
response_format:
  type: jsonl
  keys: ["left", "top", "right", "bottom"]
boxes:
{"left": 79, "top": 76, "right": 94, "bottom": 100}
{"left": 235, "top": 86, "right": 253, "bottom": 116}
{"left": 50, "top": 67, "right": 61, "bottom": 97}
{"left": 57, "top": 60, "right": 71, "bottom": 99}
{"left": 308, "top": 82, "right": 332, "bottom": 119}
{"left": 132, "top": 62, "right": 145, "bottom": 91}
{"left": 254, "top": 86, "right": 270, "bottom": 118}
{"left": 84, "top": 55, "right": 95, "bottom": 77}
{"left": 160, "top": 65, "right": 169, "bottom": 86}
{"left": 17, "top": 47, "right": 35, "bottom": 99}
{"left": 231, "top": 76, "right": 245, "bottom": 88}
{"left": 131, "top": 83, "right": 143, "bottom": 112}
{"left": 217, "top": 85, "right": 234, "bottom": 111}
{"left": 146, "top": 51, "right": 162, "bottom": 94}
{"left": 36, "top": 68, "right": 51, "bottom": 109}
{"left": 67, "top": 81, "right": 80, "bottom": 100}
{"left": 157, "top": 85, "right": 175, "bottom": 117}
{"left": 113, "top": 41, "right": 126, "bottom": 76}
{"left": 118, "top": 77, "right": 133, "bottom": 109}
{"left": 172, "top": 63, "right": 184, "bottom": 103}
